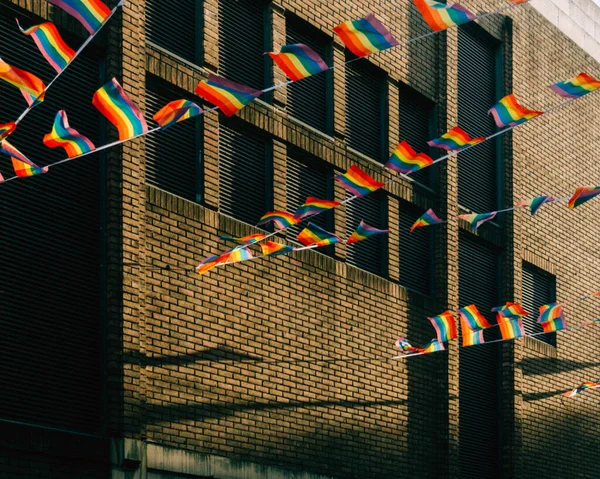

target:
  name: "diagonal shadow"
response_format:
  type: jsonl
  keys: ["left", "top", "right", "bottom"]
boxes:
{"left": 519, "top": 357, "right": 600, "bottom": 376}
{"left": 522, "top": 389, "right": 572, "bottom": 402}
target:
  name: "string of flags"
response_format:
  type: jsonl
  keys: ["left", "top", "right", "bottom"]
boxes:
{"left": 562, "top": 380, "right": 600, "bottom": 398}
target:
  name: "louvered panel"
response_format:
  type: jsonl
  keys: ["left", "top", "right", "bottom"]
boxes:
{"left": 0, "top": 4, "right": 103, "bottom": 433}
{"left": 219, "top": 120, "right": 271, "bottom": 225}
{"left": 219, "top": 0, "right": 269, "bottom": 90}
{"left": 145, "top": 76, "right": 201, "bottom": 202}
{"left": 457, "top": 24, "right": 500, "bottom": 213}
{"left": 345, "top": 58, "right": 386, "bottom": 161}
{"left": 399, "top": 203, "right": 432, "bottom": 294}
{"left": 346, "top": 191, "right": 387, "bottom": 276}
{"left": 458, "top": 234, "right": 501, "bottom": 478}
{"left": 286, "top": 15, "right": 332, "bottom": 133}
{"left": 522, "top": 263, "right": 555, "bottom": 345}
{"left": 146, "top": 0, "right": 199, "bottom": 63}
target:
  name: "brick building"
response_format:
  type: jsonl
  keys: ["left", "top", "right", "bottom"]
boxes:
{"left": 0, "top": 0, "right": 599, "bottom": 477}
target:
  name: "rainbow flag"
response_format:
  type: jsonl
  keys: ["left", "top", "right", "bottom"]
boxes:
{"left": 257, "top": 211, "right": 299, "bottom": 229}
{"left": 260, "top": 241, "right": 294, "bottom": 257}
{"left": 499, "top": 318, "right": 525, "bottom": 340}
{"left": 196, "top": 254, "right": 223, "bottom": 275}
{"left": 395, "top": 337, "right": 419, "bottom": 353}
{"left": 461, "top": 318, "right": 485, "bottom": 347}
{"left": 458, "top": 304, "right": 493, "bottom": 331}
{"left": 268, "top": 44, "right": 329, "bottom": 81}
{"left": 1, "top": 140, "right": 48, "bottom": 178}
{"left": 385, "top": 140, "right": 433, "bottom": 175}
{"left": 43, "top": 110, "right": 95, "bottom": 158}
{"left": 0, "top": 122, "right": 16, "bottom": 141}
{"left": 195, "top": 74, "right": 262, "bottom": 117}
{"left": 427, "top": 126, "right": 485, "bottom": 151}
{"left": 413, "top": 0, "right": 476, "bottom": 32}
{"left": 333, "top": 13, "right": 398, "bottom": 58}
{"left": 563, "top": 381, "right": 600, "bottom": 398}
{"left": 540, "top": 316, "right": 567, "bottom": 333}
{"left": 335, "top": 165, "right": 385, "bottom": 198}
{"left": 549, "top": 72, "right": 600, "bottom": 99}
{"left": 294, "top": 196, "right": 340, "bottom": 219}
{"left": 488, "top": 94, "right": 543, "bottom": 128}
{"left": 346, "top": 220, "right": 389, "bottom": 245}
{"left": 458, "top": 212, "right": 497, "bottom": 230}
{"left": 516, "top": 195, "right": 555, "bottom": 216}
{"left": 537, "top": 303, "right": 566, "bottom": 334}
{"left": 220, "top": 233, "right": 266, "bottom": 244}
{"left": 17, "top": 20, "right": 75, "bottom": 73}
{"left": 0, "top": 57, "right": 45, "bottom": 105}
{"left": 492, "top": 302, "right": 529, "bottom": 321}
{"left": 47, "top": 0, "right": 112, "bottom": 34}
{"left": 225, "top": 246, "right": 253, "bottom": 264}
{"left": 297, "top": 222, "right": 341, "bottom": 248}
{"left": 93, "top": 78, "right": 148, "bottom": 141}
{"left": 420, "top": 339, "right": 445, "bottom": 354}
{"left": 568, "top": 186, "right": 600, "bottom": 209}
{"left": 410, "top": 208, "right": 444, "bottom": 233}
{"left": 153, "top": 99, "right": 203, "bottom": 130}
{"left": 428, "top": 311, "right": 458, "bottom": 343}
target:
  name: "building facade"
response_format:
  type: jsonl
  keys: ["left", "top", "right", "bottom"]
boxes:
{"left": 0, "top": 0, "right": 599, "bottom": 477}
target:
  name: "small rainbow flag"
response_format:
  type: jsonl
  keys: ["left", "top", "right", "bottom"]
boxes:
{"left": 461, "top": 318, "right": 484, "bottom": 347}
{"left": 420, "top": 339, "right": 446, "bottom": 354}
{"left": 297, "top": 222, "right": 341, "bottom": 248}
{"left": 458, "top": 304, "right": 493, "bottom": 331}
{"left": 458, "top": 211, "right": 497, "bottom": 230}
{"left": 410, "top": 208, "right": 444, "bottom": 233}
{"left": 333, "top": 13, "right": 399, "bottom": 58}
{"left": 488, "top": 94, "right": 543, "bottom": 128}
{"left": 428, "top": 311, "right": 458, "bottom": 343}
{"left": 395, "top": 337, "right": 419, "bottom": 353}
{"left": 538, "top": 303, "right": 565, "bottom": 332}
{"left": 385, "top": 140, "right": 433, "bottom": 175}
{"left": 540, "top": 316, "right": 567, "bottom": 333}
{"left": 498, "top": 318, "right": 525, "bottom": 340}
{"left": 335, "top": 165, "right": 385, "bottom": 198}
{"left": 220, "top": 233, "right": 266, "bottom": 244}
{"left": 225, "top": 246, "right": 253, "bottom": 264}
{"left": 294, "top": 196, "right": 340, "bottom": 219}
{"left": 153, "top": 99, "right": 203, "bottom": 130}
{"left": 196, "top": 254, "right": 223, "bottom": 275}
{"left": 195, "top": 74, "right": 262, "bottom": 117}
{"left": 260, "top": 241, "right": 295, "bottom": 257}
{"left": 549, "top": 72, "right": 600, "bottom": 99}
{"left": 268, "top": 44, "right": 329, "bottom": 81}
{"left": 93, "top": 78, "right": 148, "bottom": 141}
{"left": 1, "top": 140, "right": 48, "bottom": 178}
{"left": 413, "top": 0, "right": 476, "bottom": 32}
{"left": 427, "top": 126, "right": 485, "bottom": 151}
{"left": 257, "top": 211, "right": 299, "bottom": 229}
{"left": 43, "top": 110, "right": 95, "bottom": 158}
{"left": 0, "top": 57, "right": 45, "bottom": 105}
{"left": 563, "top": 381, "right": 600, "bottom": 398}
{"left": 492, "top": 302, "right": 529, "bottom": 321}
{"left": 47, "top": 0, "right": 112, "bottom": 34}
{"left": 0, "top": 122, "right": 16, "bottom": 141}
{"left": 568, "top": 186, "right": 600, "bottom": 209}
{"left": 346, "top": 220, "right": 389, "bottom": 245}
{"left": 17, "top": 20, "right": 75, "bottom": 73}
{"left": 516, "top": 195, "right": 555, "bottom": 216}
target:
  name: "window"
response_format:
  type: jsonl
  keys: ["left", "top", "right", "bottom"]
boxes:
{"left": 286, "top": 14, "right": 333, "bottom": 133}
{"left": 146, "top": 0, "right": 202, "bottom": 64}
{"left": 346, "top": 190, "right": 388, "bottom": 276}
{"left": 345, "top": 55, "right": 387, "bottom": 161}
{"left": 145, "top": 76, "right": 203, "bottom": 203}
{"left": 398, "top": 202, "right": 433, "bottom": 294}
{"left": 522, "top": 263, "right": 556, "bottom": 346}
{"left": 219, "top": 118, "right": 272, "bottom": 225}
{"left": 457, "top": 24, "right": 501, "bottom": 213}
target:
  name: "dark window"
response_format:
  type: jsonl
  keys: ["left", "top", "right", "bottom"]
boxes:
{"left": 345, "top": 56, "right": 387, "bottom": 161}
{"left": 219, "top": 119, "right": 272, "bottom": 225}
{"left": 145, "top": 75, "right": 203, "bottom": 203}
{"left": 286, "top": 14, "right": 332, "bottom": 133}
{"left": 399, "top": 202, "right": 433, "bottom": 294}
{"left": 458, "top": 24, "right": 501, "bottom": 213}
{"left": 522, "top": 263, "right": 556, "bottom": 346}
{"left": 146, "top": 0, "right": 202, "bottom": 64}
{"left": 346, "top": 190, "right": 388, "bottom": 276}
{"left": 0, "top": 4, "right": 103, "bottom": 433}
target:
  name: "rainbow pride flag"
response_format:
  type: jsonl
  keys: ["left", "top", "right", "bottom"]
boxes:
{"left": 461, "top": 318, "right": 484, "bottom": 347}
{"left": 220, "top": 233, "right": 266, "bottom": 244}
{"left": 195, "top": 74, "right": 262, "bottom": 117}
{"left": 333, "top": 13, "right": 398, "bottom": 58}
{"left": 385, "top": 140, "right": 433, "bottom": 175}
{"left": 268, "top": 44, "right": 329, "bottom": 81}
{"left": 0, "top": 57, "right": 45, "bottom": 105}
{"left": 346, "top": 220, "right": 389, "bottom": 245}
{"left": 47, "top": 0, "right": 112, "bottom": 34}
{"left": 93, "top": 78, "right": 148, "bottom": 141}
{"left": 413, "top": 0, "right": 476, "bottom": 32}
{"left": 294, "top": 197, "right": 340, "bottom": 219}
{"left": 225, "top": 246, "right": 253, "bottom": 264}
{"left": 1, "top": 140, "right": 48, "bottom": 178}
{"left": 18, "top": 20, "right": 75, "bottom": 73}
{"left": 297, "top": 222, "right": 341, "bottom": 248}
{"left": 257, "top": 211, "right": 299, "bottom": 229}
{"left": 43, "top": 110, "right": 95, "bottom": 158}
{"left": 458, "top": 212, "right": 497, "bottom": 230}
{"left": 196, "top": 254, "right": 223, "bottom": 275}
{"left": 428, "top": 311, "right": 457, "bottom": 342}
{"left": 420, "top": 339, "right": 446, "bottom": 354}
{"left": 260, "top": 241, "right": 294, "bottom": 257}
{"left": 335, "top": 165, "right": 384, "bottom": 198}
{"left": 549, "top": 72, "right": 600, "bottom": 99}
{"left": 563, "top": 381, "right": 600, "bottom": 398}
{"left": 540, "top": 316, "right": 567, "bottom": 333}
{"left": 492, "top": 302, "right": 529, "bottom": 321}
{"left": 395, "top": 337, "right": 419, "bottom": 353}
{"left": 499, "top": 318, "right": 525, "bottom": 340}
{"left": 458, "top": 304, "right": 493, "bottom": 331}
{"left": 538, "top": 303, "right": 565, "bottom": 325}
{"left": 568, "top": 186, "right": 600, "bottom": 209}
{"left": 410, "top": 208, "right": 444, "bottom": 233}
{"left": 516, "top": 195, "right": 554, "bottom": 216}
{"left": 0, "top": 122, "right": 16, "bottom": 141}
{"left": 153, "top": 99, "right": 203, "bottom": 129}
{"left": 427, "top": 126, "right": 484, "bottom": 151}
{"left": 488, "top": 94, "right": 543, "bottom": 128}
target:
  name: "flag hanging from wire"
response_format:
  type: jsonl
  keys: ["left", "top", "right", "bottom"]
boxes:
{"left": 260, "top": 241, "right": 295, "bottom": 257}
{"left": 550, "top": 72, "right": 600, "bottom": 99}
{"left": 1, "top": 140, "right": 48, "bottom": 177}
{"left": 410, "top": 208, "right": 444, "bottom": 232}
{"left": 516, "top": 195, "right": 555, "bottom": 216}
{"left": 294, "top": 197, "right": 340, "bottom": 219}
{"left": 488, "top": 94, "right": 543, "bottom": 128}
{"left": 568, "top": 186, "right": 600, "bottom": 209}
{"left": 0, "top": 57, "right": 45, "bottom": 106}
{"left": 0, "top": 122, "right": 16, "bottom": 141}
{"left": 333, "top": 13, "right": 398, "bottom": 58}
{"left": 385, "top": 140, "right": 433, "bottom": 175}
{"left": 268, "top": 44, "right": 329, "bottom": 81}
{"left": 153, "top": 99, "right": 203, "bottom": 129}
{"left": 43, "top": 110, "right": 95, "bottom": 158}
{"left": 17, "top": 20, "right": 75, "bottom": 73}
{"left": 458, "top": 212, "right": 497, "bottom": 230}
{"left": 257, "top": 211, "right": 300, "bottom": 229}
{"left": 335, "top": 165, "right": 385, "bottom": 198}
{"left": 458, "top": 304, "right": 494, "bottom": 331}
{"left": 346, "top": 220, "right": 389, "bottom": 245}
{"left": 297, "top": 222, "right": 341, "bottom": 247}
{"left": 429, "top": 311, "right": 458, "bottom": 343}
{"left": 428, "top": 126, "right": 485, "bottom": 151}
{"left": 413, "top": 0, "right": 476, "bottom": 32}
{"left": 195, "top": 74, "right": 262, "bottom": 117}
{"left": 46, "top": 0, "right": 112, "bottom": 34}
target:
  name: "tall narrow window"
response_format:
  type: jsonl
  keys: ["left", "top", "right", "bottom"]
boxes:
{"left": 522, "top": 263, "right": 556, "bottom": 346}
{"left": 398, "top": 202, "right": 433, "bottom": 294}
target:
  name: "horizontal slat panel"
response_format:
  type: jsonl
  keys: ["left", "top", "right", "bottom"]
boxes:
{"left": 398, "top": 203, "right": 432, "bottom": 293}
{"left": 522, "top": 263, "right": 555, "bottom": 345}
{"left": 146, "top": 0, "right": 198, "bottom": 63}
